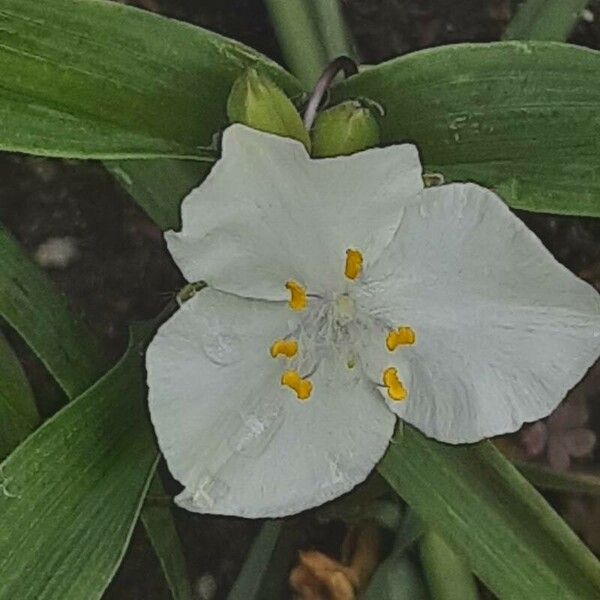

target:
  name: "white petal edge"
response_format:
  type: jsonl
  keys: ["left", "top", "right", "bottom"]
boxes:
{"left": 355, "top": 183, "right": 600, "bottom": 443}
{"left": 165, "top": 124, "right": 423, "bottom": 300}
{"left": 146, "top": 288, "right": 396, "bottom": 517}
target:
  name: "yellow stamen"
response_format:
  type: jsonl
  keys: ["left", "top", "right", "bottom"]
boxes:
{"left": 386, "top": 327, "right": 416, "bottom": 351}
{"left": 383, "top": 367, "right": 408, "bottom": 402}
{"left": 270, "top": 339, "right": 298, "bottom": 359}
{"left": 286, "top": 280, "right": 308, "bottom": 311}
{"left": 281, "top": 370, "right": 313, "bottom": 400}
{"left": 345, "top": 249, "right": 363, "bottom": 280}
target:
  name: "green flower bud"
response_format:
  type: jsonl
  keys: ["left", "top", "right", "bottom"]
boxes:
{"left": 310, "top": 100, "right": 380, "bottom": 158}
{"left": 227, "top": 68, "right": 311, "bottom": 151}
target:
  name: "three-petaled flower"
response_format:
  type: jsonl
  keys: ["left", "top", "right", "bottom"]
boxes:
{"left": 146, "top": 124, "right": 600, "bottom": 517}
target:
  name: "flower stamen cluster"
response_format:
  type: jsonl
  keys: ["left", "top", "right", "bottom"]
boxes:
{"left": 273, "top": 248, "right": 415, "bottom": 403}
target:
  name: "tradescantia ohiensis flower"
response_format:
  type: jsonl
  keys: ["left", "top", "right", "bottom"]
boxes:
{"left": 146, "top": 124, "right": 600, "bottom": 517}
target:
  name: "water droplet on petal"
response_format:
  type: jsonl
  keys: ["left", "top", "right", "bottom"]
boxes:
{"left": 202, "top": 331, "right": 242, "bottom": 365}
{"left": 328, "top": 459, "right": 345, "bottom": 485}
{"left": 229, "top": 404, "right": 284, "bottom": 457}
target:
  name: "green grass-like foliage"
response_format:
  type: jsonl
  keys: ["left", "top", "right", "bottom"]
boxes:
{"left": 0, "top": 0, "right": 301, "bottom": 159}
{"left": 0, "top": 325, "right": 158, "bottom": 600}
{"left": 333, "top": 42, "right": 600, "bottom": 217}
{"left": 0, "top": 0, "right": 599, "bottom": 598}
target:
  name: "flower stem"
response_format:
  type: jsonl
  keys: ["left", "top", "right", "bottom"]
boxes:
{"left": 303, "top": 56, "right": 358, "bottom": 129}
{"left": 309, "top": 0, "right": 356, "bottom": 62}
{"left": 263, "top": 0, "right": 327, "bottom": 89}
{"left": 419, "top": 530, "right": 479, "bottom": 600}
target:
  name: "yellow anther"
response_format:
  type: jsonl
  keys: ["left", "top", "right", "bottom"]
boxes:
{"left": 383, "top": 367, "right": 408, "bottom": 402}
{"left": 386, "top": 327, "right": 416, "bottom": 351}
{"left": 285, "top": 281, "right": 308, "bottom": 311}
{"left": 281, "top": 370, "right": 313, "bottom": 400}
{"left": 270, "top": 339, "right": 298, "bottom": 359}
{"left": 345, "top": 249, "right": 363, "bottom": 280}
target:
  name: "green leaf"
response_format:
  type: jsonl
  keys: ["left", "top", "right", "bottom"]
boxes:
{"left": 378, "top": 426, "right": 600, "bottom": 599}
{"left": 308, "top": 0, "right": 355, "bottom": 63}
{"left": 254, "top": 519, "right": 304, "bottom": 599}
{"left": 0, "top": 224, "right": 189, "bottom": 600}
{"left": 263, "top": 0, "right": 326, "bottom": 87}
{"left": 364, "top": 526, "right": 429, "bottom": 600}
{"left": 0, "top": 325, "right": 159, "bottom": 600}
{"left": 419, "top": 530, "right": 479, "bottom": 600}
{"left": 0, "top": 0, "right": 302, "bottom": 160}
{"left": 227, "top": 520, "right": 283, "bottom": 600}
{"left": 0, "top": 226, "right": 106, "bottom": 398}
{"left": 141, "top": 477, "right": 193, "bottom": 600}
{"left": 332, "top": 42, "right": 600, "bottom": 217}
{"left": 504, "top": 0, "right": 589, "bottom": 42}
{"left": 517, "top": 460, "right": 600, "bottom": 497}
{"left": 106, "top": 159, "right": 210, "bottom": 232}
{"left": 0, "top": 331, "right": 39, "bottom": 459}
{"left": 396, "top": 507, "right": 425, "bottom": 554}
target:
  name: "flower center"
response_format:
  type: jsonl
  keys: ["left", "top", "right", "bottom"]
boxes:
{"left": 272, "top": 248, "right": 415, "bottom": 403}
{"left": 333, "top": 294, "right": 355, "bottom": 326}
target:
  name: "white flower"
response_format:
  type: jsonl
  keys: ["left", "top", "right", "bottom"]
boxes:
{"left": 146, "top": 124, "right": 600, "bottom": 518}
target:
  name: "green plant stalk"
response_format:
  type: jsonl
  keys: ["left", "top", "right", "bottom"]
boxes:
{"left": 0, "top": 325, "right": 160, "bottom": 600}
{"left": 263, "top": 0, "right": 327, "bottom": 88}
{"left": 516, "top": 461, "right": 600, "bottom": 497}
{"left": 419, "top": 530, "right": 479, "bottom": 600}
{"left": 141, "top": 477, "right": 193, "bottom": 600}
{"left": 503, "top": 0, "right": 589, "bottom": 41}
{"left": 309, "top": 0, "right": 355, "bottom": 61}
{"left": 227, "top": 521, "right": 283, "bottom": 600}
{"left": 0, "top": 225, "right": 191, "bottom": 600}
{"left": 0, "top": 331, "right": 39, "bottom": 460}
{"left": 254, "top": 519, "right": 304, "bottom": 599}
{"left": 378, "top": 426, "right": 600, "bottom": 598}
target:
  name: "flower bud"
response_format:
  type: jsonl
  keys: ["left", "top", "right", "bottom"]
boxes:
{"left": 310, "top": 100, "right": 380, "bottom": 158}
{"left": 227, "top": 68, "right": 311, "bottom": 151}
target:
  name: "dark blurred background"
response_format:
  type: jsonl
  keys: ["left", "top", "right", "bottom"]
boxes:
{"left": 1, "top": 1, "right": 599, "bottom": 598}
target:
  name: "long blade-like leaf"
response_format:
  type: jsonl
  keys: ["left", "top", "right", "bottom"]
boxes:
{"left": 0, "top": 331, "right": 38, "bottom": 459}
{"left": 227, "top": 521, "right": 283, "bottom": 600}
{"left": 332, "top": 42, "right": 600, "bottom": 217}
{"left": 379, "top": 426, "right": 600, "bottom": 599}
{"left": 106, "top": 159, "right": 210, "bottom": 232}
{"left": 517, "top": 460, "right": 600, "bottom": 497}
{"left": 0, "top": 0, "right": 301, "bottom": 159}
{"left": 0, "top": 226, "right": 188, "bottom": 597}
{"left": 419, "top": 530, "right": 479, "bottom": 600}
{"left": 504, "top": 0, "right": 589, "bottom": 42}
{"left": 263, "top": 0, "right": 326, "bottom": 87}
{"left": 141, "top": 476, "right": 193, "bottom": 600}
{"left": 0, "top": 226, "right": 106, "bottom": 398}
{"left": 0, "top": 325, "right": 158, "bottom": 600}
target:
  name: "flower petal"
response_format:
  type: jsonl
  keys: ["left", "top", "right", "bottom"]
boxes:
{"left": 356, "top": 183, "right": 600, "bottom": 443}
{"left": 146, "top": 289, "right": 395, "bottom": 517}
{"left": 165, "top": 124, "right": 423, "bottom": 300}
